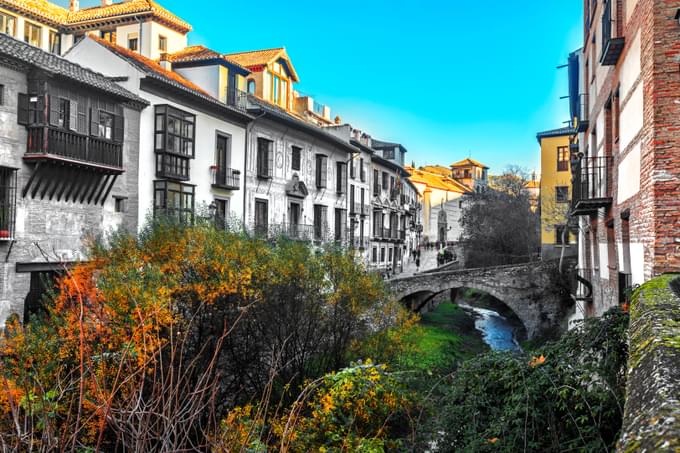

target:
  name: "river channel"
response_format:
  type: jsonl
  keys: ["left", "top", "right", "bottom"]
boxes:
{"left": 459, "top": 304, "right": 522, "bottom": 352}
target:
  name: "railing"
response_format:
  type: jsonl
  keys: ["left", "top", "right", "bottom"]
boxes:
{"left": 572, "top": 268, "right": 594, "bottom": 301}
{"left": 26, "top": 126, "right": 123, "bottom": 169}
{"left": 576, "top": 93, "right": 589, "bottom": 132}
{"left": 600, "top": 0, "right": 624, "bottom": 65}
{"left": 212, "top": 167, "right": 240, "bottom": 190}
{"left": 571, "top": 156, "right": 612, "bottom": 215}
{"left": 227, "top": 89, "right": 248, "bottom": 112}
{"left": 252, "top": 223, "right": 316, "bottom": 241}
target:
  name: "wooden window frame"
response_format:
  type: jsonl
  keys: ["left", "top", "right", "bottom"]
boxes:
{"left": 0, "top": 166, "right": 18, "bottom": 241}
{"left": 153, "top": 180, "right": 195, "bottom": 224}
{"left": 158, "top": 35, "right": 167, "bottom": 52}
{"left": 557, "top": 146, "right": 569, "bottom": 172}
{"left": 0, "top": 11, "right": 16, "bottom": 37}
{"left": 256, "top": 137, "right": 273, "bottom": 179}
{"left": 23, "top": 21, "right": 41, "bottom": 47}
{"left": 315, "top": 154, "right": 328, "bottom": 189}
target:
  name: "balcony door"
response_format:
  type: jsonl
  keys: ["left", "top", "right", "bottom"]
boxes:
{"left": 288, "top": 201, "right": 301, "bottom": 238}
{"left": 216, "top": 134, "right": 230, "bottom": 182}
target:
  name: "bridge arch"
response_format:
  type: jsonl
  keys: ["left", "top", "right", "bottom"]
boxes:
{"left": 389, "top": 262, "right": 570, "bottom": 339}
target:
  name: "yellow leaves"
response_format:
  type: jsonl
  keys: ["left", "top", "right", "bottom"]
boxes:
{"left": 529, "top": 355, "right": 546, "bottom": 367}
{"left": 487, "top": 437, "right": 500, "bottom": 444}
{"left": 320, "top": 394, "right": 335, "bottom": 414}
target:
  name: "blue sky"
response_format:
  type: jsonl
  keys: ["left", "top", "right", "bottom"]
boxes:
{"left": 67, "top": 1, "right": 582, "bottom": 175}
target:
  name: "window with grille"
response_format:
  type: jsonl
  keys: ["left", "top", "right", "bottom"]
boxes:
{"left": 291, "top": 145, "right": 301, "bottom": 171}
{"left": 556, "top": 186, "right": 569, "bottom": 203}
{"left": 153, "top": 180, "right": 195, "bottom": 224}
{"left": 315, "top": 154, "right": 328, "bottom": 189}
{"left": 0, "top": 167, "right": 18, "bottom": 240}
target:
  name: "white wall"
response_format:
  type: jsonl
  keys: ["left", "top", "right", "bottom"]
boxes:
{"left": 619, "top": 32, "right": 641, "bottom": 99}
{"left": 147, "top": 22, "right": 187, "bottom": 60}
{"left": 175, "top": 65, "right": 220, "bottom": 99}
{"left": 617, "top": 143, "right": 640, "bottom": 204}
{"left": 619, "top": 83, "right": 644, "bottom": 151}
{"left": 65, "top": 37, "right": 247, "bottom": 227}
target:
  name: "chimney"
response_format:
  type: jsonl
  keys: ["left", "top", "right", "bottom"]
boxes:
{"left": 159, "top": 53, "right": 172, "bottom": 71}
{"left": 69, "top": 0, "right": 79, "bottom": 11}
{"left": 102, "top": 0, "right": 113, "bottom": 5}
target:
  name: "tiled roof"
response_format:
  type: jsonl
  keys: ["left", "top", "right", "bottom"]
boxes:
{"left": 450, "top": 158, "right": 489, "bottom": 169}
{"left": 525, "top": 180, "right": 540, "bottom": 189}
{"left": 0, "top": 0, "right": 191, "bottom": 32}
{"left": 419, "top": 165, "right": 451, "bottom": 177}
{"left": 89, "top": 36, "right": 211, "bottom": 97}
{"left": 407, "top": 167, "right": 472, "bottom": 194}
{"left": 166, "top": 45, "right": 250, "bottom": 72}
{"left": 0, "top": 32, "right": 146, "bottom": 104}
{"left": 69, "top": 0, "right": 191, "bottom": 32}
{"left": 224, "top": 47, "right": 299, "bottom": 81}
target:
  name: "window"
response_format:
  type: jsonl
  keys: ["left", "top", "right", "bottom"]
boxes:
{"left": 291, "top": 145, "right": 301, "bottom": 171}
{"left": 388, "top": 247, "right": 393, "bottom": 263}
{"left": 555, "top": 225, "right": 568, "bottom": 245}
{"left": 557, "top": 146, "right": 569, "bottom": 172}
{"left": 153, "top": 180, "right": 195, "bottom": 223}
{"left": 214, "top": 198, "right": 229, "bottom": 230}
{"left": 128, "top": 36, "right": 138, "bottom": 51}
{"left": 24, "top": 22, "right": 41, "bottom": 47}
{"left": 383, "top": 148, "right": 395, "bottom": 160}
{"left": 360, "top": 158, "right": 365, "bottom": 182}
{"left": 114, "top": 196, "right": 128, "bottom": 213}
{"left": 101, "top": 30, "right": 115, "bottom": 42}
{"left": 0, "top": 11, "right": 16, "bottom": 36}
{"left": 98, "top": 111, "right": 114, "bottom": 139}
{"left": 556, "top": 186, "right": 569, "bottom": 203}
{"left": 613, "top": 89, "right": 620, "bottom": 143}
{"left": 257, "top": 137, "right": 273, "bottom": 178}
{"left": 334, "top": 208, "right": 346, "bottom": 241}
{"left": 254, "top": 199, "right": 268, "bottom": 235}
{"left": 336, "top": 161, "right": 347, "bottom": 194}
{"left": 350, "top": 158, "right": 355, "bottom": 179}
{"left": 214, "top": 134, "right": 236, "bottom": 187}
{"left": 247, "top": 80, "right": 256, "bottom": 95}
{"left": 58, "top": 98, "right": 69, "bottom": 129}
{"left": 382, "top": 172, "right": 388, "bottom": 191}
{"left": 373, "top": 169, "right": 380, "bottom": 195}
{"left": 48, "top": 31, "right": 60, "bottom": 54}
{"left": 0, "top": 84, "right": 4, "bottom": 106}
{"left": 315, "top": 154, "right": 328, "bottom": 189}
{"left": 380, "top": 247, "right": 386, "bottom": 263}
{"left": 313, "top": 204, "right": 327, "bottom": 241}
{"left": 313, "top": 101, "right": 324, "bottom": 116}
{"left": 154, "top": 105, "right": 195, "bottom": 156}
{"left": 158, "top": 35, "right": 167, "bottom": 52}
{"left": 0, "top": 167, "right": 17, "bottom": 241}
{"left": 372, "top": 247, "right": 377, "bottom": 263}
{"left": 270, "top": 66, "right": 289, "bottom": 107}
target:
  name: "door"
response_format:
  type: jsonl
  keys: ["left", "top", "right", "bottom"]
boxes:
{"left": 289, "top": 202, "right": 300, "bottom": 238}
{"left": 216, "top": 134, "right": 230, "bottom": 185}
{"left": 23, "top": 271, "right": 58, "bottom": 324}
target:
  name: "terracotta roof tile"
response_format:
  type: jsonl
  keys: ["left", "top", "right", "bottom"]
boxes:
{"left": 450, "top": 158, "right": 489, "bottom": 169}
{"left": 0, "top": 32, "right": 146, "bottom": 104}
{"left": 0, "top": 0, "right": 191, "bottom": 32}
{"left": 166, "top": 45, "right": 250, "bottom": 72}
{"left": 89, "top": 35, "right": 210, "bottom": 97}
{"left": 224, "top": 47, "right": 299, "bottom": 81}
{"left": 407, "top": 167, "right": 472, "bottom": 194}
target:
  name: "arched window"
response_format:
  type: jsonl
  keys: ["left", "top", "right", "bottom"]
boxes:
{"left": 247, "top": 80, "right": 256, "bottom": 95}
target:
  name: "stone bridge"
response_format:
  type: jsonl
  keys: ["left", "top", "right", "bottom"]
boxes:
{"left": 388, "top": 260, "right": 571, "bottom": 339}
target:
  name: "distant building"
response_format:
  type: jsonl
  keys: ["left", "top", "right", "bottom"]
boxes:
{"left": 406, "top": 166, "right": 471, "bottom": 246}
{"left": 450, "top": 158, "right": 489, "bottom": 193}
{"left": 536, "top": 128, "right": 577, "bottom": 260}
{"left": 0, "top": 0, "right": 191, "bottom": 58}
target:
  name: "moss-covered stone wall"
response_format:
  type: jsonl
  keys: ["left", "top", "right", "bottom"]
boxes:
{"left": 618, "top": 274, "right": 680, "bottom": 452}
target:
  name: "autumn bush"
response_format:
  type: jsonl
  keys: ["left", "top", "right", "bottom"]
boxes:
{"left": 0, "top": 218, "right": 415, "bottom": 451}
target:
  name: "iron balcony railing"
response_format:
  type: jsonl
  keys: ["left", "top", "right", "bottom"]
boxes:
{"left": 227, "top": 89, "right": 248, "bottom": 112}
{"left": 251, "top": 223, "right": 317, "bottom": 241}
{"left": 571, "top": 156, "right": 613, "bottom": 215}
{"left": 571, "top": 268, "right": 593, "bottom": 302}
{"left": 601, "top": 0, "right": 625, "bottom": 65}
{"left": 212, "top": 167, "right": 241, "bottom": 190}
{"left": 26, "top": 126, "right": 123, "bottom": 170}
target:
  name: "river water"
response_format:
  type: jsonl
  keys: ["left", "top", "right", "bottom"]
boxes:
{"left": 459, "top": 304, "right": 522, "bottom": 352}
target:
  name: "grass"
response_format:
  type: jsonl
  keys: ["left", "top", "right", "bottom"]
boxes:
{"left": 401, "top": 302, "right": 489, "bottom": 372}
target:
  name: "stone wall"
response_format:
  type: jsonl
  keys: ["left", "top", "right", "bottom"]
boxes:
{"left": 618, "top": 274, "right": 680, "bottom": 452}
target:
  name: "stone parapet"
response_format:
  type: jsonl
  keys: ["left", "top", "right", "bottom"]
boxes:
{"left": 618, "top": 274, "right": 680, "bottom": 452}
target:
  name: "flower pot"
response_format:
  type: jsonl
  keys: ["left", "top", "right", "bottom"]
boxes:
{"left": 0, "top": 230, "right": 11, "bottom": 238}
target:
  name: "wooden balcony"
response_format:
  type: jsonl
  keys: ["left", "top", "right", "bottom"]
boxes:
{"left": 25, "top": 126, "right": 123, "bottom": 173}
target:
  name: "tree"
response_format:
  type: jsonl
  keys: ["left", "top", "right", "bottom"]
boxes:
{"left": 460, "top": 167, "right": 540, "bottom": 267}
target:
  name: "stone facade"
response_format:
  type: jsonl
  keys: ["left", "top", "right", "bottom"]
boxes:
{"left": 570, "top": 0, "right": 680, "bottom": 316}
{"left": 0, "top": 59, "right": 142, "bottom": 326}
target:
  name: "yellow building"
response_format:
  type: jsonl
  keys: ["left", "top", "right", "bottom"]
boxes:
{"left": 537, "top": 128, "right": 577, "bottom": 260}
